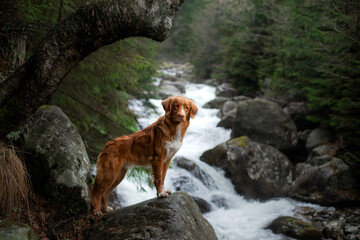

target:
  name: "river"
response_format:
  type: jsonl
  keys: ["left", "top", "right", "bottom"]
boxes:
{"left": 117, "top": 64, "right": 321, "bottom": 240}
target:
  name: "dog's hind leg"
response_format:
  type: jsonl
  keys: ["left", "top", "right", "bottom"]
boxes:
{"left": 90, "top": 155, "right": 122, "bottom": 216}
{"left": 101, "top": 166, "right": 128, "bottom": 212}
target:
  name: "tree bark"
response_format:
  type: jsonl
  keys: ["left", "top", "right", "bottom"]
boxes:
{"left": 0, "top": 0, "right": 184, "bottom": 139}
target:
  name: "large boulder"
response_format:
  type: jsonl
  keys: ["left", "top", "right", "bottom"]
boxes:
{"left": 20, "top": 106, "right": 91, "bottom": 212}
{"left": 0, "top": 220, "right": 38, "bottom": 240}
{"left": 266, "top": 216, "right": 322, "bottom": 240}
{"left": 290, "top": 157, "right": 360, "bottom": 206}
{"left": 200, "top": 137, "right": 294, "bottom": 200}
{"left": 231, "top": 98, "right": 298, "bottom": 152}
{"left": 83, "top": 192, "right": 217, "bottom": 240}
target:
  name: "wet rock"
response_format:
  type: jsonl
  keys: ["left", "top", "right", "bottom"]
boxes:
{"left": 306, "top": 128, "right": 334, "bottom": 152}
{"left": 158, "top": 80, "right": 184, "bottom": 98}
{"left": 204, "top": 96, "right": 250, "bottom": 110}
{"left": 0, "top": 220, "right": 38, "bottom": 240}
{"left": 266, "top": 216, "right": 322, "bottom": 240}
{"left": 220, "top": 101, "right": 238, "bottom": 117}
{"left": 290, "top": 157, "right": 360, "bottom": 206}
{"left": 108, "top": 191, "right": 125, "bottom": 210}
{"left": 203, "top": 78, "right": 220, "bottom": 87}
{"left": 323, "top": 220, "right": 345, "bottom": 239}
{"left": 192, "top": 196, "right": 211, "bottom": 213}
{"left": 204, "top": 97, "right": 231, "bottom": 109}
{"left": 217, "top": 111, "right": 236, "bottom": 129}
{"left": 231, "top": 98, "right": 298, "bottom": 152}
{"left": 211, "top": 195, "right": 229, "bottom": 209}
{"left": 83, "top": 192, "right": 217, "bottom": 240}
{"left": 215, "top": 83, "right": 238, "bottom": 97}
{"left": 20, "top": 106, "right": 91, "bottom": 212}
{"left": 174, "top": 157, "right": 217, "bottom": 189}
{"left": 172, "top": 175, "right": 198, "bottom": 192}
{"left": 201, "top": 137, "right": 294, "bottom": 200}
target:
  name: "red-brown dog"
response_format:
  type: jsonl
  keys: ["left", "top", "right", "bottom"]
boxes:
{"left": 90, "top": 96, "right": 198, "bottom": 215}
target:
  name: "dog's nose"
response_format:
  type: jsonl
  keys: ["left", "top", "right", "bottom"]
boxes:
{"left": 178, "top": 112, "right": 185, "bottom": 118}
{"left": 178, "top": 109, "right": 185, "bottom": 118}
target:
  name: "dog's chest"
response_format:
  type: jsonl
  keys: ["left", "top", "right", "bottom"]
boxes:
{"left": 164, "top": 127, "right": 182, "bottom": 161}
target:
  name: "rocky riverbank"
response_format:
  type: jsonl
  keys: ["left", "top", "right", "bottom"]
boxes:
{"left": 159, "top": 61, "right": 360, "bottom": 240}
{"left": 1, "top": 61, "right": 359, "bottom": 240}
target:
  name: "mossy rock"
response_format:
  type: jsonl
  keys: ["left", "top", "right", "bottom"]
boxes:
{"left": 266, "top": 216, "right": 322, "bottom": 240}
{"left": 0, "top": 220, "right": 38, "bottom": 240}
{"left": 231, "top": 136, "right": 249, "bottom": 148}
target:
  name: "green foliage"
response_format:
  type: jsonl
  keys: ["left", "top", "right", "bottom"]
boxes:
{"left": 51, "top": 37, "right": 158, "bottom": 162}
{"left": 127, "top": 167, "right": 154, "bottom": 192}
{"left": 160, "top": 0, "right": 207, "bottom": 58}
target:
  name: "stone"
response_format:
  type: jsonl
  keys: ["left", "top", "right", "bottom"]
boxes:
{"left": 211, "top": 195, "right": 229, "bottom": 209}
{"left": 283, "top": 102, "right": 316, "bottom": 131}
{"left": 217, "top": 111, "right": 236, "bottom": 129}
{"left": 0, "top": 220, "right": 38, "bottom": 240}
{"left": 231, "top": 98, "right": 298, "bottom": 152}
{"left": 220, "top": 101, "right": 238, "bottom": 117}
{"left": 307, "top": 144, "right": 338, "bottom": 162}
{"left": 158, "top": 82, "right": 183, "bottom": 99}
{"left": 83, "top": 192, "right": 217, "bottom": 240}
{"left": 174, "top": 157, "right": 217, "bottom": 190}
{"left": 215, "top": 83, "right": 238, "bottom": 97}
{"left": 200, "top": 137, "right": 294, "bottom": 200}
{"left": 323, "top": 220, "right": 345, "bottom": 239}
{"left": 203, "top": 97, "right": 231, "bottom": 109}
{"left": 290, "top": 157, "right": 360, "bottom": 206}
{"left": 266, "top": 216, "right": 322, "bottom": 240}
{"left": 192, "top": 196, "right": 211, "bottom": 213}
{"left": 20, "top": 106, "right": 91, "bottom": 212}
{"left": 306, "top": 128, "right": 334, "bottom": 152}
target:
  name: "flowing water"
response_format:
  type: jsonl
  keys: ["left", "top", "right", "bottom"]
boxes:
{"left": 117, "top": 66, "right": 321, "bottom": 240}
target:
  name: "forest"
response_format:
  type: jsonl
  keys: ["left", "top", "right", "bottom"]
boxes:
{"left": 164, "top": 0, "right": 360, "bottom": 167}
{"left": 0, "top": 0, "right": 359, "bottom": 239}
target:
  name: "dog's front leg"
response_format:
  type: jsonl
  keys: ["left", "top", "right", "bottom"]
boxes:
{"left": 152, "top": 154, "right": 170, "bottom": 198}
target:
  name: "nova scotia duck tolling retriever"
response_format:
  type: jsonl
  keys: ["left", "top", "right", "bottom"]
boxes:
{"left": 90, "top": 96, "right": 198, "bottom": 215}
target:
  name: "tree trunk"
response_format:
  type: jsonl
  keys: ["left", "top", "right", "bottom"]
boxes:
{"left": 0, "top": 0, "right": 184, "bottom": 139}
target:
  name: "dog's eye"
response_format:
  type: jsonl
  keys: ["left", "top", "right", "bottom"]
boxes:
{"left": 185, "top": 106, "right": 189, "bottom": 110}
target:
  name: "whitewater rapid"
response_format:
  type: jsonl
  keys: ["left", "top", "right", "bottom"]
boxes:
{"left": 118, "top": 69, "right": 320, "bottom": 240}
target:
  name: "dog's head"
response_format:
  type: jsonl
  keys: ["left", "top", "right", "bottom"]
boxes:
{"left": 162, "top": 96, "right": 198, "bottom": 123}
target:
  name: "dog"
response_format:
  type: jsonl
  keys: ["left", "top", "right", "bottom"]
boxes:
{"left": 90, "top": 96, "right": 198, "bottom": 215}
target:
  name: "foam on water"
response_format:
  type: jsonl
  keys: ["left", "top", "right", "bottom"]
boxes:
{"left": 121, "top": 76, "right": 322, "bottom": 239}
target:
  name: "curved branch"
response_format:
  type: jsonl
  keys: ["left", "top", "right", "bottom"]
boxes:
{"left": 0, "top": 0, "right": 184, "bottom": 138}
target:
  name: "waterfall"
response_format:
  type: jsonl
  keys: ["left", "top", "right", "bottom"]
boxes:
{"left": 117, "top": 65, "right": 321, "bottom": 240}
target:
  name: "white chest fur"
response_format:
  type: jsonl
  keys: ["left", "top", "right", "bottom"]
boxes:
{"left": 164, "top": 126, "right": 182, "bottom": 162}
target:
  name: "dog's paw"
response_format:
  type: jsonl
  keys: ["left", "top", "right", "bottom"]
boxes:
{"left": 93, "top": 210, "right": 103, "bottom": 216}
{"left": 104, "top": 206, "right": 113, "bottom": 213}
{"left": 158, "top": 191, "right": 170, "bottom": 198}
{"left": 165, "top": 190, "right": 172, "bottom": 195}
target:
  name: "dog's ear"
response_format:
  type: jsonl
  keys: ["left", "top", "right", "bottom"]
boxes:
{"left": 162, "top": 97, "right": 172, "bottom": 113}
{"left": 190, "top": 100, "right": 198, "bottom": 119}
